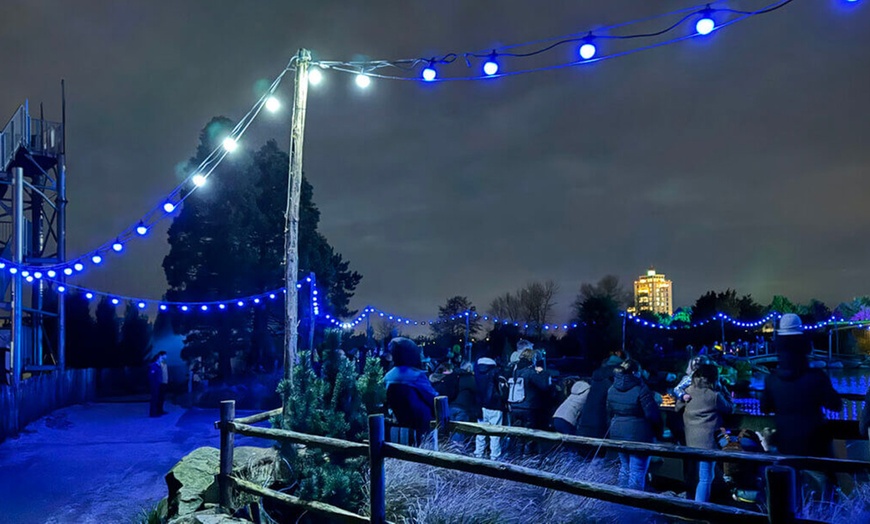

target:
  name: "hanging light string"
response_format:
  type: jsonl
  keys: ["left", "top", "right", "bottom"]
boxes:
{"left": 325, "top": 306, "right": 868, "bottom": 333}
{"left": 20, "top": 270, "right": 322, "bottom": 314}
{"left": 317, "top": 0, "right": 802, "bottom": 83}
{"left": 0, "top": 58, "right": 296, "bottom": 275}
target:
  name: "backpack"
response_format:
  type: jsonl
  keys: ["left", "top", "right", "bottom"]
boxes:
{"left": 717, "top": 428, "right": 764, "bottom": 485}
{"left": 507, "top": 367, "right": 526, "bottom": 404}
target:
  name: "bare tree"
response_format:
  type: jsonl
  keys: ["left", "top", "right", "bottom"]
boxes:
{"left": 374, "top": 319, "right": 401, "bottom": 341}
{"left": 489, "top": 291, "right": 524, "bottom": 321}
{"left": 490, "top": 280, "right": 559, "bottom": 335}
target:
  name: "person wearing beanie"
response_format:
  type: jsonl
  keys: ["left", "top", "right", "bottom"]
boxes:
{"left": 761, "top": 314, "right": 841, "bottom": 458}
{"left": 383, "top": 338, "right": 438, "bottom": 443}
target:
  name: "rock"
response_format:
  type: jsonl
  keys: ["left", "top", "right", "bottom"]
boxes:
{"left": 167, "top": 506, "right": 252, "bottom": 524}
{"left": 166, "top": 446, "right": 278, "bottom": 518}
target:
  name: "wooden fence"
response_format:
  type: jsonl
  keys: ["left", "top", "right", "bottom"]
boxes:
{"left": 216, "top": 396, "right": 870, "bottom": 524}
{"left": 0, "top": 368, "right": 97, "bottom": 442}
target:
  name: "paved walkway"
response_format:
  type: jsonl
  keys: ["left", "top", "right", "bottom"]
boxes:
{"left": 0, "top": 400, "right": 265, "bottom": 523}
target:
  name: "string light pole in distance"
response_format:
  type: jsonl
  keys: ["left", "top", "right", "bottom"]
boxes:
{"left": 283, "top": 48, "right": 311, "bottom": 399}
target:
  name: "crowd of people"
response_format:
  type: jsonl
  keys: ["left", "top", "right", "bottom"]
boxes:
{"left": 380, "top": 312, "right": 867, "bottom": 503}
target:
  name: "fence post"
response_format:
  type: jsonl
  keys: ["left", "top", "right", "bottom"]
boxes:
{"left": 369, "top": 414, "right": 386, "bottom": 524}
{"left": 766, "top": 465, "right": 797, "bottom": 524}
{"left": 219, "top": 400, "right": 236, "bottom": 512}
{"left": 434, "top": 395, "right": 449, "bottom": 452}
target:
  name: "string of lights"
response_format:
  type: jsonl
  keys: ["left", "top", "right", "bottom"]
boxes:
{"left": 13, "top": 272, "right": 324, "bottom": 315}
{"left": 1, "top": 60, "right": 295, "bottom": 275}
{"left": 314, "top": 0, "right": 818, "bottom": 84}
{"left": 326, "top": 306, "right": 868, "bottom": 333}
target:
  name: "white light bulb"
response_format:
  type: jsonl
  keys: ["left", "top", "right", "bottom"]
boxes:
{"left": 308, "top": 67, "right": 323, "bottom": 85}
{"left": 163, "top": 202, "right": 175, "bottom": 213}
{"left": 483, "top": 60, "right": 499, "bottom": 76}
{"left": 192, "top": 174, "right": 207, "bottom": 187}
{"left": 355, "top": 73, "right": 371, "bottom": 89}
{"left": 579, "top": 43, "right": 597, "bottom": 60}
{"left": 222, "top": 137, "right": 238, "bottom": 153}
{"left": 136, "top": 225, "right": 148, "bottom": 236}
{"left": 422, "top": 67, "right": 437, "bottom": 82}
{"left": 696, "top": 17, "right": 715, "bottom": 35}
{"left": 265, "top": 96, "right": 281, "bottom": 113}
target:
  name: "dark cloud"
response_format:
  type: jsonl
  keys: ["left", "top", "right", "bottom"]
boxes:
{"left": 1, "top": 1, "right": 868, "bottom": 322}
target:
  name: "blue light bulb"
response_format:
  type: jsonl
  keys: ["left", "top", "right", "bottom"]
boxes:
{"left": 74, "top": 263, "right": 84, "bottom": 272}
{"left": 64, "top": 268, "right": 73, "bottom": 276}
{"left": 159, "top": 304, "right": 167, "bottom": 311}
{"left": 254, "top": 298, "right": 261, "bottom": 304}
{"left": 483, "top": 58, "right": 499, "bottom": 76}
{"left": 163, "top": 202, "right": 175, "bottom": 213}
{"left": 138, "top": 302, "right": 146, "bottom": 309}
{"left": 112, "top": 242, "right": 123, "bottom": 252}
{"left": 34, "top": 272, "right": 42, "bottom": 279}
{"left": 47, "top": 270, "right": 56, "bottom": 278}
{"left": 92, "top": 255, "right": 102, "bottom": 264}
{"left": 111, "top": 298, "right": 119, "bottom": 305}
{"left": 696, "top": 16, "right": 715, "bottom": 35}
{"left": 219, "top": 304, "right": 226, "bottom": 310}
{"left": 9, "top": 267, "right": 17, "bottom": 274}
{"left": 85, "top": 292, "right": 94, "bottom": 300}
{"left": 201, "top": 305, "right": 208, "bottom": 311}
{"left": 58, "top": 286, "right": 66, "bottom": 293}
{"left": 237, "top": 301, "right": 244, "bottom": 307}
{"left": 422, "top": 66, "right": 437, "bottom": 82}
{"left": 136, "top": 225, "right": 148, "bottom": 236}
{"left": 181, "top": 305, "right": 189, "bottom": 311}
{"left": 579, "top": 43, "right": 596, "bottom": 60}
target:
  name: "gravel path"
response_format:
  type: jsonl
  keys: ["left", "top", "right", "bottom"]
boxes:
{"left": 0, "top": 401, "right": 265, "bottom": 524}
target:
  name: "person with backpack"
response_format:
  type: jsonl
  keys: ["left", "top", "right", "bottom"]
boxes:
{"left": 474, "top": 352, "right": 506, "bottom": 460}
{"left": 508, "top": 348, "right": 552, "bottom": 432}
{"left": 607, "top": 359, "right": 661, "bottom": 491}
{"left": 676, "top": 363, "right": 733, "bottom": 502}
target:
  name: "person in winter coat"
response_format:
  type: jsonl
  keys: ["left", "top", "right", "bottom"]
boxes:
{"left": 474, "top": 354, "right": 505, "bottom": 459}
{"left": 431, "top": 362, "right": 479, "bottom": 422}
{"left": 148, "top": 351, "right": 167, "bottom": 417}
{"left": 673, "top": 355, "right": 712, "bottom": 402}
{"left": 384, "top": 338, "right": 439, "bottom": 442}
{"left": 676, "top": 363, "right": 733, "bottom": 502}
{"left": 508, "top": 349, "right": 552, "bottom": 431}
{"left": 577, "top": 352, "right": 624, "bottom": 438}
{"left": 552, "top": 379, "right": 591, "bottom": 435}
{"left": 760, "top": 314, "right": 841, "bottom": 458}
{"left": 607, "top": 359, "right": 661, "bottom": 491}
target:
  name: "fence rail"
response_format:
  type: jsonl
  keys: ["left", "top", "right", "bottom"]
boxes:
{"left": 216, "top": 397, "right": 865, "bottom": 524}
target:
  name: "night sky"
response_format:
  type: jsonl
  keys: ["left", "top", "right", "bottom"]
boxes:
{"left": 1, "top": 1, "right": 868, "bottom": 323}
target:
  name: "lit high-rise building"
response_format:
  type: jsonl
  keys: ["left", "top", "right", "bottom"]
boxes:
{"left": 630, "top": 267, "right": 673, "bottom": 316}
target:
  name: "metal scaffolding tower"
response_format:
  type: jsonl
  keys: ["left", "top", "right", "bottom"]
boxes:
{"left": 0, "top": 97, "right": 66, "bottom": 386}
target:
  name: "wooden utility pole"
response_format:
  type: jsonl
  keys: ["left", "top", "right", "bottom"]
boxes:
{"left": 283, "top": 49, "right": 311, "bottom": 398}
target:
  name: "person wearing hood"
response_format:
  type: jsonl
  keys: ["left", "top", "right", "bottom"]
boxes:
{"left": 607, "top": 359, "right": 661, "bottom": 491}
{"left": 383, "top": 338, "right": 439, "bottom": 442}
{"left": 676, "top": 363, "right": 733, "bottom": 502}
{"left": 577, "top": 351, "right": 624, "bottom": 438}
{"left": 552, "top": 379, "right": 591, "bottom": 435}
{"left": 474, "top": 352, "right": 506, "bottom": 459}
{"left": 509, "top": 348, "right": 552, "bottom": 431}
{"left": 760, "top": 314, "right": 841, "bottom": 458}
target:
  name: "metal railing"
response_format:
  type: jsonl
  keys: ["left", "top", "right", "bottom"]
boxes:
{"left": 216, "top": 397, "right": 869, "bottom": 524}
{"left": 1, "top": 104, "right": 63, "bottom": 171}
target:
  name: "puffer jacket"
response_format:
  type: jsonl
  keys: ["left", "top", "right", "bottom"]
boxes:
{"left": 677, "top": 376, "right": 733, "bottom": 449}
{"left": 475, "top": 357, "right": 504, "bottom": 411}
{"left": 606, "top": 372, "right": 661, "bottom": 443}
{"left": 553, "top": 380, "right": 591, "bottom": 427}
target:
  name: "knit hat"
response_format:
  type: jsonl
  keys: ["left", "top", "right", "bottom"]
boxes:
{"left": 777, "top": 313, "right": 803, "bottom": 336}
{"left": 388, "top": 337, "right": 424, "bottom": 368}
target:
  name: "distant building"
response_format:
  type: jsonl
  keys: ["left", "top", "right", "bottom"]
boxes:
{"left": 629, "top": 267, "right": 673, "bottom": 317}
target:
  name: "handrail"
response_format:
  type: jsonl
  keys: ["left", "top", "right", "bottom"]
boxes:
{"left": 230, "top": 475, "right": 370, "bottom": 524}
{"left": 233, "top": 407, "right": 282, "bottom": 426}
{"left": 217, "top": 397, "right": 846, "bottom": 524}
{"left": 444, "top": 420, "right": 870, "bottom": 474}
{"left": 383, "top": 440, "right": 773, "bottom": 524}
{"left": 230, "top": 421, "right": 368, "bottom": 457}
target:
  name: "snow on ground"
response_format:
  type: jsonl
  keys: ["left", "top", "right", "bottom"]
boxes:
{"left": 0, "top": 400, "right": 268, "bottom": 524}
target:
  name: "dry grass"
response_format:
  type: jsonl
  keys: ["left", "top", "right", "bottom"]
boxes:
{"left": 369, "top": 442, "right": 664, "bottom": 524}
{"left": 800, "top": 480, "right": 870, "bottom": 524}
